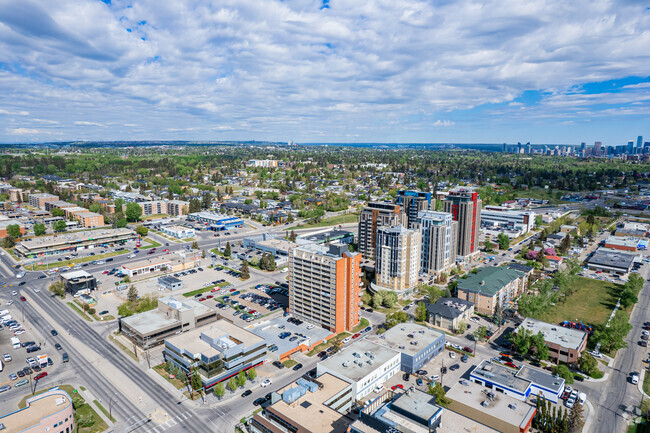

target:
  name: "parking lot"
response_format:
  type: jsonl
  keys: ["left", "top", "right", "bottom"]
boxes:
{"left": 250, "top": 316, "right": 332, "bottom": 359}
{"left": 0, "top": 299, "right": 68, "bottom": 398}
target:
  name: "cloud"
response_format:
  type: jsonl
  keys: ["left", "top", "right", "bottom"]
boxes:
{"left": 0, "top": 0, "right": 648, "bottom": 142}
{"left": 8, "top": 128, "right": 43, "bottom": 135}
{"left": 0, "top": 109, "right": 30, "bottom": 116}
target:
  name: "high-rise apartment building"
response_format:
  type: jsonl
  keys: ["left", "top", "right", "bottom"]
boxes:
{"left": 374, "top": 226, "right": 421, "bottom": 297}
{"left": 637, "top": 136, "right": 643, "bottom": 149}
{"left": 357, "top": 202, "right": 407, "bottom": 260}
{"left": 288, "top": 244, "right": 361, "bottom": 333}
{"left": 443, "top": 188, "right": 481, "bottom": 257}
{"left": 418, "top": 211, "right": 458, "bottom": 275}
{"left": 396, "top": 190, "right": 431, "bottom": 229}
{"left": 594, "top": 141, "right": 602, "bottom": 156}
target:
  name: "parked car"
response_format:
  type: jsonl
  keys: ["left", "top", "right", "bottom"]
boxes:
{"left": 241, "top": 390, "right": 252, "bottom": 398}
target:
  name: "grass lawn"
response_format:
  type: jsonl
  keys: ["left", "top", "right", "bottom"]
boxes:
{"left": 513, "top": 187, "right": 573, "bottom": 204}
{"left": 94, "top": 400, "right": 116, "bottom": 423}
{"left": 18, "top": 385, "right": 108, "bottom": 433}
{"left": 67, "top": 301, "right": 93, "bottom": 322}
{"left": 536, "top": 276, "right": 623, "bottom": 327}
{"left": 288, "top": 213, "right": 359, "bottom": 230}
{"left": 307, "top": 332, "right": 350, "bottom": 357}
{"left": 182, "top": 282, "right": 231, "bottom": 298}
{"left": 139, "top": 237, "right": 162, "bottom": 249}
{"left": 644, "top": 369, "right": 650, "bottom": 396}
{"left": 30, "top": 249, "right": 129, "bottom": 271}
{"left": 141, "top": 214, "right": 169, "bottom": 220}
{"left": 153, "top": 363, "right": 187, "bottom": 390}
{"left": 352, "top": 318, "right": 370, "bottom": 333}
{"left": 282, "top": 359, "right": 298, "bottom": 368}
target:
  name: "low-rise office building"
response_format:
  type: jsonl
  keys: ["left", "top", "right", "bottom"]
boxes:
{"left": 14, "top": 228, "right": 138, "bottom": 258}
{"left": 120, "top": 296, "right": 218, "bottom": 347}
{"left": 298, "top": 229, "right": 355, "bottom": 245}
{"left": 456, "top": 267, "right": 528, "bottom": 316}
{"left": 28, "top": 193, "right": 59, "bottom": 210}
{"left": 317, "top": 340, "right": 401, "bottom": 400}
{"left": 447, "top": 380, "right": 535, "bottom": 433}
{"left": 516, "top": 318, "right": 588, "bottom": 365}
{"left": 243, "top": 234, "right": 297, "bottom": 256}
{"left": 161, "top": 225, "right": 195, "bottom": 239}
{"left": 366, "top": 322, "right": 445, "bottom": 374}
{"left": 250, "top": 373, "right": 353, "bottom": 433}
{"left": 0, "top": 386, "right": 75, "bottom": 433}
{"left": 164, "top": 319, "right": 267, "bottom": 389}
{"left": 604, "top": 235, "right": 640, "bottom": 252}
{"left": 188, "top": 211, "right": 244, "bottom": 230}
{"left": 60, "top": 270, "right": 97, "bottom": 295}
{"left": 350, "top": 387, "right": 443, "bottom": 433}
{"left": 481, "top": 206, "right": 536, "bottom": 233}
{"left": 615, "top": 222, "right": 650, "bottom": 238}
{"left": 121, "top": 258, "right": 172, "bottom": 277}
{"left": 158, "top": 275, "right": 183, "bottom": 291}
{"left": 586, "top": 248, "right": 637, "bottom": 275}
{"left": 470, "top": 360, "right": 565, "bottom": 403}
{"left": 426, "top": 297, "right": 474, "bottom": 332}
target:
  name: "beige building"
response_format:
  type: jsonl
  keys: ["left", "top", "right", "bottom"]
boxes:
{"left": 0, "top": 387, "right": 75, "bottom": 433}
{"left": 456, "top": 266, "right": 529, "bottom": 316}
{"left": 357, "top": 202, "right": 407, "bottom": 260}
{"left": 374, "top": 225, "right": 421, "bottom": 297}
{"left": 426, "top": 297, "right": 474, "bottom": 332}
{"left": 75, "top": 211, "right": 104, "bottom": 228}
{"left": 28, "top": 193, "right": 59, "bottom": 210}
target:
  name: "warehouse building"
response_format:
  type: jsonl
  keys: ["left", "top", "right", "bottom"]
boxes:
{"left": 187, "top": 211, "right": 244, "bottom": 230}
{"left": 586, "top": 248, "right": 637, "bottom": 275}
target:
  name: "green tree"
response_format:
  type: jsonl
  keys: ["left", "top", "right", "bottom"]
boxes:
{"left": 260, "top": 254, "right": 269, "bottom": 270}
{"left": 497, "top": 233, "right": 510, "bottom": 250}
{"left": 384, "top": 311, "right": 409, "bottom": 329}
{"left": 125, "top": 202, "right": 143, "bottom": 222}
{"left": 127, "top": 285, "right": 138, "bottom": 302}
{"left": 214, "top": 382, "right": 226, "bottom": 400}
{"left": 456, "top": 321, "right": 468, "bottom": 334}
{"left": 620, "top": 288, "right": 638, "bottom": 309}
{"left": 427, "top": 382, "right": 451, "bottom": 407}
{"left": 288, "top": 230, "right": 297, "bottom": 242}
{"left": 592, "top": 310, "right": 632, "bottom": 353}
{"left": 2, "top": 236, "right": 14, "bottom": 248}
{"left": 415, "top": 302, "right": 427, "bottom": 322}
{"left": 511, "top": 327, "right": 533, "bottom": 355}
{"left": 227, "top": 377, "right": 238, "bottom": 392}
{"left": 224, "top": 241, "right": 231, "bottom": 258}
{"left": 51, "top": 208, "right": 65, "bottom": 217}
{"left": 49, "top": 281, "right": 65, "bottom": 298}
{"left": 191, "top": 371, "right": 202, "bottom": 392}
{"left": 191, "top": 241, "right": 199, "bottom": 250}
{"left": 135, "top": 225, "right": 148, "bottom": 237}
{"left": 483, "top": 239, "right": 495, "bottom": 252}
{"left": 53, "top": 220, "right": 67, "bottom": 232}
{"left": 6, "top": 223, "right": 21, "bottom": 239}
{"left": 237, "top": 371, "right": 247, "bottom": 388}
{"left": 552, "top": 364, "right": 574, "bottom": 384}
{"left": 114, "top": 198, "right": 124, "bottom": 212}
{"left": 241, "top": 260, "right": 250, "bottom": 279}
{"left": 267, "top": 254, "right": 277, "bottom": 271}
{"left": 202, "top": 249, "right": 206, "bottom": 259}
{"left": 33, "top": 222, "right": 46, "bottom": 236}
{"left": 371, "top": 292, "right": 383, "bottom": 309}
{"left": 115, "top": 218, "right": 127, "bottom": 228}
{"left": 380, "top": 290, "right": 398, "bottom": 308}
{"left": 535, "top": 215, "right": 543, "bottom": 227}
{"left": 568, "top": 398, "right": 584, "bottom": 433}
{"left": 247, "top": 367, "right": 257, "bottom": 382}
{"left": 577, "top": 352, "right": 598, "bottom": 376}
{"left": 532, "top": 332, "right": 550, "bottom": 360}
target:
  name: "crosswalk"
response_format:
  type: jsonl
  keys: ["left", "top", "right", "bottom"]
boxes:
{"left": 141, "top": 410, "right": 194, "bottom": 433}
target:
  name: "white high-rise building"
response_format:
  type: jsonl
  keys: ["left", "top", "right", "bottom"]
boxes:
{"left": 418, "top": 211, "right": 458, "bottom": 276}
{"left": 374, "top": 226, "right": 421, "bottom": 298}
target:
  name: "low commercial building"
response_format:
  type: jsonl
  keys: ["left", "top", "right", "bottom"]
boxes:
{"left": 481, "top": 206, "right": 536, "bottom": 233}
{"left": 316, "top": 339, "right": 401, "bottom": 401}
{"left": 161, "top": 225, "right": 195, "bottom": 239}
{"left": 44, "top": 200, "right": 76, "bottom": 212}
{"left": 120, "top": 296, "right": 218, "bottom": 347}
{"left": 250, "top": 373, "right": 353, "bottom": 433}
{"left": 516, "top": 318, "right": 588, "bottom": 365}
{"left": 366, "top": 322, "right": 445, "bottom": 374}
{"left": 470, "top": 360, "right": 565, "bottom": 403}
{"left": 28, "top": 193, "right": 59, "bottom": 210}
{"left": 615, "top": 222, "right": 650, "bottom": 238}
{"left": 426, "top": 297, "right": 475, "bottom": 332}
{"left": 14, "top": 228, "right": 138, "bottom": 258}
{"left": 188, "top": 211, "right": 244, "bottom": 230}
{"left": 63, "top": 206, "right": 88, "bottom": 220}
{"left": 0, "top": 386, "right": 75, "bottom": 433}
{"left": 121, "top": 258, "right": 172, "bottom": 277}
{"left": 164, "top": 319, "right": 267, "bottom": 389}
{"left": 586, "top": 248, "right": 637, "bottom": 275}
{"left": 456, "top": 267, "right": 528, "bottom": 316}
{"left": 298, "top": 229, "right": 355, "bottom": 245}
{"left": 350, "top": 387, "right": 443, "bottom": 433}
{"left": 250, "top": 316, "right": 334, "bottom": 361}
{"left": 158, "top": 275, "right": 183, "bottom": 291}
{"left": 60, "top": 270, "right": 97, "bottom": 295}
{"left": 447, "top": 380, "right": 535, "bottom": 433}
{"left": 604, "top": 235, "right": 640, "bottom": 252}
{"left": 0, "top": 220, "right": 25, "bottom": 239}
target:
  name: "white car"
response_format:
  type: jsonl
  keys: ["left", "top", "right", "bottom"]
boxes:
{"left": 14, "top": 329, "right": 25, "bottom": 335}
{"left": 631, "top": 373, "right": 640, "bottom": 385}
{"left": 3, "top": 353, "right": 11, "bottom": 362}
{"left": 449, "top": 352, "right": 456, "bottom": 359}
{"left": 261, "top": 379, "right": 272, "bottom": 388}
{"left": 11, "top": 291, "right": 17, "bottom": 296}
{"left": 306, "top": 324, "right": 315, "bottom": 330}
{"left": 643, "top": 331, "right": 649, "bottom": 336}
{"left": 430, "top": 374, "right": 440, "bottom": 382}
{"left": 342, "top": 337, "right": 352, "bottom": 344}
{"left": 6, "top": 300, "right": 13, "bottom": 306}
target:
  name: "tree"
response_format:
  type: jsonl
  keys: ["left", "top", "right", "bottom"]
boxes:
{"left": 415, "top": 302, "right": 427, "bottom": 322}
{"left": 224, "top": 242, "right": 231, "bottom": 258}
{"left": 53, "top": 220, "right": 67, "bottom": 232}
{"left": 191, "top": 371, "right": 202, "bottom": 392}
{"left": 592, "top": 310, "right": 632, "bottom": 353}
{"left": 135, "top": 225, "right": 148, "bottom": 237}
{"left": 287, "top": 213, "right": 294, "bottom": 223}
{"left": 552, "top": 364, "right": 574, "bottom": 384}
{"left": 237, "top": 371, "right": 247, "bottom": 388}
{"left": 497, "top": 233, "right": 510, "bottom": 250}
{"left": 49, "top": 281, "right": 65, "bottom": 298}
{"left": 577, "top": 352, "right": 598, "bottom": 376}
{"left": 267, "top": 254, "right": 277, "bottom": 271}
{"left": 202, "top": 193, "right": 212, "bottom": 210}
{"left": 241, "top": 260, "right": 250, "bottom": 279}
{"left": 535, "top": 215, "right": 543, "bottom": 227}
{"left": 511, "top": 327, "right": 533, "bottom": 355}
{"left": 620, "top": 288, "right": 638, "bottom": 309}
{"left": 125, "top": 202, "right": 143, "bottom": 222}
{"left": 227, "top": 377, "right": 238, "bottom": 392}
{"left": 33, "top": 222, "right": 46, "bottom": 236}
{"left": 127, "top": 285, "right": 138, "bottom": 302}
{"left": 202, "top": 249, "right": 206, "bottom": 259}
{"left": 189, "top": 199, "right": 201, "bottom": 213}
{"left": 247, "top": 367, "right": 257, "bottom": 382}
{"left": 51, "top": 208, "right": 65, "bottom": 217}
{"left": 380, "top": 290, "right": 398, "bottom": 308}
{"left": 260, "top": 254, "right": 269, "bottom": 270}
{"left": 568, "top": 398, "right": 584, "bottom": 433}
{"left": 114, "top": 198, "right": 124, "bottom": 212}
{"left": 371, "top": 292, "right": 383, "bottom": 309}
{"left": 384, "top": 311, "right": 409, "bottom": 329}
{"left": 427, "top": 382, "right": 451, "bottom": 407}
{"left": 483, "top": 239, "right": 495, "bottom": 252}
{"left": 532, "top": 332, "right": 550, "bottom": 360}
{"left": 214, "top": 382, "right": 226, "bottom": 400}
{"left": 191, "top": 241, "right": 199, "bottom": 250}
{"left": 2, "top": 236, "right": 15, "bottom": 248}
{"left": 115, "top": 218, "right": 127, "bottom": 228}
{"left": 456, "top": 321, "right": 467, "bottom": 334}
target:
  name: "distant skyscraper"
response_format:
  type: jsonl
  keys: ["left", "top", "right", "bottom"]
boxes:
{"left": 637, "top": 136, "right": 643, "bottom": 149}
{"left": 357, "top": 202, "right": 407, "bottom": 260}
{"left": 443, "top": 188, "right": 481, "bottom": 257}
{"left": 580, "top": 142, "right": 586, "bottom": 154}
{"left": 628, "top": 141, "right": 635, "bottom": 154}
{"left": 594, "top": 141, "right": 602, "bottom": 156}
{"left": 375, "top": 226, "right": 421, "bottom": 296}
{"left": 418, "top": 211, "right": 458, "bottom": 275}
{"left": 396, "top": 190, "right": 431, "bottom": 229}
{"left": 502, "top": 143, "right": 507, "bottom": 152}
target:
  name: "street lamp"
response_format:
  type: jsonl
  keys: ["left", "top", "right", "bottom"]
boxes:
{"left": 109, "top": 392, "right": 119, "bottom": 420}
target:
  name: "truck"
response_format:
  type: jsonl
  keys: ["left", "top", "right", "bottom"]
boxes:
{"left": 10, "top": 337, "right": 20, "bottom": 349}
{"left": 37, "top": 354, "right": 49, "bottom": 368}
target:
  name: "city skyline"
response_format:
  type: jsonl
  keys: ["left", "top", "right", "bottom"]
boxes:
{"left": 0, "top": 0, "right": 649, "bottom": 143}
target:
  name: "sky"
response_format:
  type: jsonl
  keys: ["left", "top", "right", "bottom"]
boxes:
{"left": 0, "top": 0, "right": 649, "bottom": 145}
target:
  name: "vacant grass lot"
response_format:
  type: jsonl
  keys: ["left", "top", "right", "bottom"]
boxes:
{"left": 288, "top": 213, "right": 359, "bottom": 230}
{"left": 537, "top": 276, "right": 623, "bottom": 327}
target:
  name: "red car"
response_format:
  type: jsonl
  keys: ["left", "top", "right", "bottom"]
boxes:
{"left": 199, "top": 298, "right": 206, "bottom": 302}
{"left": 391, "top": 384, "right": 404, "bottom": 390}
{"left": 163, "top": 249, "right": 169, "bottom": 252}
{"left": 35, "top": 372, "right": 48, "bottom": 380}
{"left": 206, "top": 295, "right": 213, "bottom": 299}
{"left": 352, "top": 333, "right": 361, "bottom": 339}
{"left": 463, "top": 347, "right": 473, "bottom": 353}
{"left": 505, "top": 361, "right": 518, "bottom": 369}
{"left": 102, "top": 270, "right": 109, "bottom": 274}
{"left": 20, "top": 296, "right": 26, "bottom": 302}
{"left": 229, "top": 288, "right": 236, "bottom": 292}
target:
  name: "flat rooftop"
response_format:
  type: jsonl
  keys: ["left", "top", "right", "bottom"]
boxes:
{"left": 269, "top": 373, "right": 351, "bottom": 433}
{"left": 256, "top": 238, "right": 297, "bottom": 252}
{"left": 122, "top": 257, "right": 171, "bottom": 270}
{"left": 587, "top": 248, "right": 637, "bottom": 269}
{"left": 166, "top": 319, "right": 263, "bottom": 357}
{"left": 391, "top": 388, "right": 442, "bottom": 426}
{"left": 471, "top": 360, "right": 564, "bottom": 394}
{"left": 317, "top": 340, "right": 400, "bottom": 383}
{"left": 0, "top": 387, "right": 72, "bottom": 431}
{"left": 251, "top": 316, "right": 333, "bottom": 357}
{"left": 60, "top": 270, "right": 93, "bottom": 280}
{"left": 122, "top": 297, "right": 213, "bottom": 335}
{"left": 447, "top": 381, "right": 536, "bottom": 430}
{"left": 516, "top": 366, "right": 565, "bottom": 393}
{"left": 605, "top": 236, "right": 639, "bottom": 248}
{"left": 365, "top": 322, "right": 444, "bottom": 356}
{"left": 17, "top": 228, "right": 135, "bottom": 249}
{"left": 164, "top": 225, "right": 191, "bottom": 232}
{"left": 299, "top": 229, "right": 352, "bottom": 243}
{"left": 518, "top": 318, "right": 586, "bottom": 351}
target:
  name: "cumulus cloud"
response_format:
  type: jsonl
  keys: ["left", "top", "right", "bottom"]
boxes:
{"left": 0, "top": 0, "right": 648, "bottom": 142}
{"left": 8, "top": 128, "right": 43, "bottom": 135}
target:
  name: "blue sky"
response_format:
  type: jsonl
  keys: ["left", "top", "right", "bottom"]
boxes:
{"left": 0, "top": 0, "right": 649, "bottom": 145}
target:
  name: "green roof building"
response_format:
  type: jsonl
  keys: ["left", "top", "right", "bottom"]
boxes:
{"left": 456, "top": 267, "right": 528, "bottom": 316}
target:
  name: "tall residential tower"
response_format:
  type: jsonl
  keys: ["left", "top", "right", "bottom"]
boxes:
{"left": 418, "top": 211, "right": 458, "bottom": 275}
{"left": 357, "top": 202, "right": 407, "bottom": 260}
{"left": 443, "top": 188, "right": 481, "bottom": 257}
{"left": 374, "top": 226, "right": 421, "bottom": 297}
